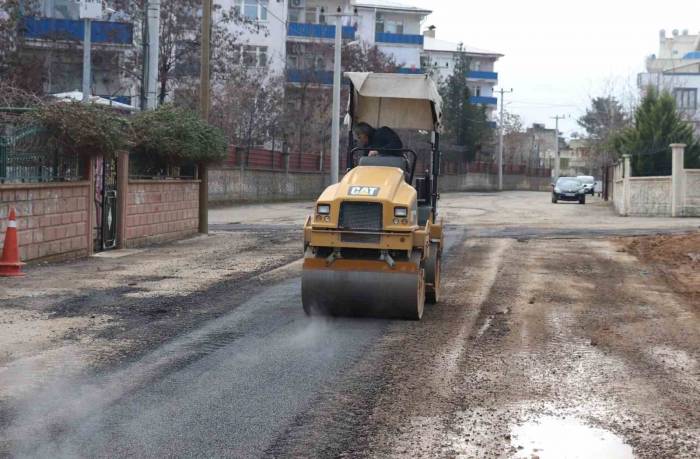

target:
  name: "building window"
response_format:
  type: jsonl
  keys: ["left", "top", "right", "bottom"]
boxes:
{"left": 288, "top": 7, "right": 302, "bottom": 22}
{"left": 385, "top": 20, "right": 404, "bottom": 34}
{"left": 235, "top": 45, "right": 269, "bottom": 67}
{"left": 470, "top": 60, "right": 481, "bottom": 71}
{"left": 674, "top": 88, "right": 697, "bottom": 110}
{"left": 235, "top": 0, "right": 268, "bottom": 21}
{"left": 304, "top": 7, "right": 316, "bottom": 23}
{"left": 374, "top": 13, "right": 403, "bottom": 33}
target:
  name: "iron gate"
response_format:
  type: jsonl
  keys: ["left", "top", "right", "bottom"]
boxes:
{"left": 96, "top": 156, "right": 118, "bottom": 251}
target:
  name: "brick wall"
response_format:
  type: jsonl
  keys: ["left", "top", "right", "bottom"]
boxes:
{"left": 0, "top": 182, "right": 90, "bottom": 262}
{"left": 126, "top": 180, "right": 199, "bottom": 247}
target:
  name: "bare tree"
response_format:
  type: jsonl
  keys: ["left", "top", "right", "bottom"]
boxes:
{"left": 211, "top": 66, "right": 285, "bottom": 163}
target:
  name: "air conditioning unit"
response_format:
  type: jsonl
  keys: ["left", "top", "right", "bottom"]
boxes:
{"left": 290, "top": 0, "right": 305, "bottom": 8}
{"left": 76, "top": 0, "right": 103, "bottom": 20}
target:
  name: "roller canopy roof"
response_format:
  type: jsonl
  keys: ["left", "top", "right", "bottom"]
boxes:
{"left": 345, "top": 72, "right": 443, "bottom": 132}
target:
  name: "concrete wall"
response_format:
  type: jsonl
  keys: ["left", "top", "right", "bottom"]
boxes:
{"left": 628, "top": 177, "right": 672, "bottom": 216}
{"left": 0, "top": 182, "right": 90, "bottom": 262}
{"left": 125, "top": 180, "right": 199, "bottom": 248}
{"left": 439, "top": 172, "right": 551, "bottom": 192}
{"left": 682, "top": 170, "right": 700, "bottom": 216}
{"left": 209, "top": 168, "right": 549, "bottom": 204}
{"left": 612, "top": 147, "right": 699, "bottom": 217}
{"left": 613, "top": 179, "right": 625, "bottom": 215}
{"left": 209, "top": 168, "right": 329, "bottom": 203}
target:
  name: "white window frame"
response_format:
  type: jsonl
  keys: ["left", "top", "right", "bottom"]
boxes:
{"left": 674, "top": 88, "right": 697, "bottom": 110}
{"left": 235, "top": 45, "right": 269, "bottom": 68}
{"left": 235, "top": 0, "right": 269, "bottom": 22}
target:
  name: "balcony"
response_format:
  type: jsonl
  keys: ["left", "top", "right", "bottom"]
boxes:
{"left": 469, "top": 96, "right": 498, "bottom": 106}
{"left": 467, "top": 71, "right": 498, "bottom": 81}
{"left": 20, "top": 17, "right": 133, "bottom": 45}
{"left": 287, "top": 69, "right": 334, "bottom": 85}
{"left": 287, "top": 23, "right": 356, "bottom": 40}
{"left": 375, "top": 32, "right": 424, "bottom": 45}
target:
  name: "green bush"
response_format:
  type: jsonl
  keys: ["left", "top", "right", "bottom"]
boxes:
{"left": 131, "top": 105, "right": 228, "bottom": 164}
{"left": 614, "top": 87, "right": 700, "bottom": 175}
{"left": 33, "top": 101, "right": 132, "bottom": 157}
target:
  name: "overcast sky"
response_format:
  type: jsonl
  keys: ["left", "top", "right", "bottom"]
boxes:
{"left": 401, "top": 0, "right": 700, "bottom": 137}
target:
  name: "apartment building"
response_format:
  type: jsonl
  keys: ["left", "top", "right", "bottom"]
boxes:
{"left": 638, "top": 29, "right": 700, "bottom": 134}
{"left": 218, "top": 0, "right": 288, "bottom": 75}
{"left": 283, "top": 0, "right": 430, "bottom": 85}
{"left": 15, "top": 0, "right": 134, "bottom": 104}
{"left": 421, "top": 27, "right": 502, "bottom": 123}
{"left": 354, "top": 0, "right": 430, "bottom": 72}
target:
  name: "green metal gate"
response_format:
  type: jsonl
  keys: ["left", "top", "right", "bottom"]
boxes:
{"left": 0, "top": 125, "right": 81, "bottom": 183}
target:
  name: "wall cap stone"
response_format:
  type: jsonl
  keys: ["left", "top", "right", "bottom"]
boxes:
{"left": 128, "top": 179, "right": 201, "bottom": 184}
{"left": 0, "top": 181, "right": 90, "bottom": 191}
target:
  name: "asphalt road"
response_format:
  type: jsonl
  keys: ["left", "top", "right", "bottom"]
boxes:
{"left": 3, "top": 192, "right": 700, "bottom": 458}
{"left": 11, "top": 279, "right": 389, "bottom": 458}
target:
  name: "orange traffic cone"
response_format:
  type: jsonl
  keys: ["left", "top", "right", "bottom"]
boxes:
{"left": 0, "top": 208, "right": 25, "bottom": 277}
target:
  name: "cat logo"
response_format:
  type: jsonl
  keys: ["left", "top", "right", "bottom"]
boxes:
{"left": 348, "top": 186, "right": 380, "bottom": 197}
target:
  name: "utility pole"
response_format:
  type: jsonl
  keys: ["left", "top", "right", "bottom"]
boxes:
{"left": 200, "top": 0, "right": 212, "bottom": 119}
{"left": 79, "top": 1, "right": 103, "bottom": 101}
{"left": 326, "top": 5, "right": 357, "bottom": 184}
{"left": 551, "top": 115, "right": 567, "bottom": 179}
{"left": 198, "top": 0, "right": 212, "bottom": 234}
{"left": 145, "top": 0, "right": 161, "bottom": 110}
{"left": 496, "top": 88, "right": 513, "bottom": 191}
{"left": 82, "top": 17, "right": 91, "bottom": 101}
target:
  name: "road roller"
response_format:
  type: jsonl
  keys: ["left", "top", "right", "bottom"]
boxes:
{"left": 302, "top": 72, "right": 444, "bottom": 320}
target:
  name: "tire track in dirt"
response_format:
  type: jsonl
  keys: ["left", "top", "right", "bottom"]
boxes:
{"left": 443, "top": 238, "right": 700, "bottom": 458}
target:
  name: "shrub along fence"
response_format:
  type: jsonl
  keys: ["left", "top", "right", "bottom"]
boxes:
{"left": 1, "top": 104, "right": 227, "bottom": 262}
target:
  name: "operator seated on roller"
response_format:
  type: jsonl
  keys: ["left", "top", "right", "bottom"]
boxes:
{"left": 354, "top": 122, "right": 403, "bottom": 157}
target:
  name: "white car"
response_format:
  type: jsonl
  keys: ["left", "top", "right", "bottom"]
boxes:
{"left": 577, "top": 176, "right": 596, "bottom": 195}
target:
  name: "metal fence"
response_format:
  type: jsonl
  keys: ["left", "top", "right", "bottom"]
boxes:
{"left": 129, "top": 154, "right": 197, "bottom": 180}
{"left": 0, "top": 125, "right": 83, "bottom": 183}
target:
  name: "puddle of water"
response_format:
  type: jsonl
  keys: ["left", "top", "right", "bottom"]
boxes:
{"left": 511, "top": 416, "right": 634, "bottom": 459}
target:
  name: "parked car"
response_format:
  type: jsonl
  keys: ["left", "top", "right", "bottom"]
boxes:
{"left": 577, "top": 175, "right": 596, "bottom": 195}
{"left": 552, "top": 177, "right": 586, "bottom": 204}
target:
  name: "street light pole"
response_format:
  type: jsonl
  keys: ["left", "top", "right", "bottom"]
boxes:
{"left": 82, "top": 18, "right": 92, "bottom": 102}
{"left": 329, "top": 7, "right": 343, "bottom": 184}
{"left": 145, "top": 0, "right": 161, "bottom": 110}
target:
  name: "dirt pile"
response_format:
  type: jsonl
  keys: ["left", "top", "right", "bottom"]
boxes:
{"left": 626, "top": 232, "right": 700, "bottom": 301}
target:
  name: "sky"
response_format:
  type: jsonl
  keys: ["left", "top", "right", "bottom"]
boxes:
{"left": 400, "top": 0, "right": 700, "bottom": 137}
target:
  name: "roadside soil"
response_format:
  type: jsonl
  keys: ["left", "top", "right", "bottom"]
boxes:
{"left": 625, "top": 232, "right": 700, "bottom": 303}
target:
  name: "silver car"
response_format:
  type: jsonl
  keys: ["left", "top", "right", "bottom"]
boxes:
{"left": 577, "top": 175, "right": 595, "bottom": 195}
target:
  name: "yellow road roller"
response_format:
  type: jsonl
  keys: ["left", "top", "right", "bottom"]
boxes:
{"left": 302, "top": 72, "right": 444, "bottom": 320}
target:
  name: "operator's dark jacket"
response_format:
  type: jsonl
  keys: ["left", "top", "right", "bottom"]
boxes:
{"left": 368, "top": 127, "right": 403, "bottom": 155}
